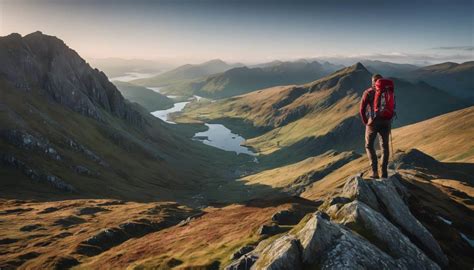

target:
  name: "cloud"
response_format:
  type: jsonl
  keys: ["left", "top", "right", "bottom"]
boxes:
{"left": 431, "top": 46, "right": 474, "bottom": 51}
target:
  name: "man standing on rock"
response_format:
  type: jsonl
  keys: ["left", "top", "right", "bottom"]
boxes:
{"left": 359, "top": 74, "right": 396, "bottom": 179}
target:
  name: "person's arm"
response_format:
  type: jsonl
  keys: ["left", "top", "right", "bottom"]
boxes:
{"left": 359, "top": 90, "right": 369, "bottom": 125}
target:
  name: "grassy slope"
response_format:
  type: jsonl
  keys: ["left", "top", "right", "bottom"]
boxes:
{"left": 392, "top": 106, "right": 474, "bottom": 162}
{"left": 0, "top": 199, "right": 198, "bottom": 269}
{"left": 112, "top": 81, "right": 173, "bottom": 112}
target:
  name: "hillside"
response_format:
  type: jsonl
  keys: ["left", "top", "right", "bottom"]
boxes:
{"left": 0, "top": 32, "right": 250, "bottom": 202}
{"left": 393, "top": 106, "right": 474, "bottom": 162}
{"left": 176, "top": 63, "right": 467, "bottom": 166}
{"left": 112, "top": 81, "right": 174, "bottom": 112}
{"left": 131, "top": 59, "right": 242, "bottom": 89}
{"left": 173, "top": 60, "right": 342, "bottom": 99}
{"left": 404, "top": 61, "right": 474, "bottom": 102}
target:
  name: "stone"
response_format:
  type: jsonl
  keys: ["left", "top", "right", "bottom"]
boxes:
{"left": 369, "top": 178, "right": 449, "bottom": 267}
{"left": 252, "top": 235, "right": 302, "bottom": 270}
{"left": 336, "top": 201, "right": 440, "bottom": 269}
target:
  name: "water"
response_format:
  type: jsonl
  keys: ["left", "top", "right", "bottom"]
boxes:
{"left": 150, "top": 101, "right": 190, "bottom": 124}
{"left": 193, "top": 124, "right": 256, "bottom": 156}
{"left": 148, "top": 87, "right": 256, "bottom": 157}
{"left": 110, "top": 72, "right": 159, "bottom": 82}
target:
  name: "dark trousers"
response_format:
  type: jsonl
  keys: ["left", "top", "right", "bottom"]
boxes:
{"left": 365, "top": 121, "right": 391, "bottom": 177}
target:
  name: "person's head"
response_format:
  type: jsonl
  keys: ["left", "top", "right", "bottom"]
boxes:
{"left": 372, "top": 74, "right": 383, "bottom": 87}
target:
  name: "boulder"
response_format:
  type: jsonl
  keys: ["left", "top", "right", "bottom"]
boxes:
{"left": 341, "top": 176, "right": 379, "bottom": 211}
{"left": 369, "top": 178, "right": 448, "bottom": 266}
{"left": 251, "top": 235, "right": 302, "bottom": 270}
{"left": 336, "top": 201, "right": 440, "bottom": 269}
{"left": 296, "top": 212, "right": 401, "bottom": 269}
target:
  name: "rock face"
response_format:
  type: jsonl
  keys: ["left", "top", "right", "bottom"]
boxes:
{"left": 252, "top": 235, "right": 302, "bottom": 270}
{"left": 227, "top": 176, "right": 448, "bottom": 269}
{"left": 336, "top": 201, "right": 439, "bottom": 269}
{"left": 0, "top": 32, "right": 144, "bottom": 125}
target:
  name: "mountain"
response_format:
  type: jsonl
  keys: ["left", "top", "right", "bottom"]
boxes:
{"left": 361, "top": 60, "right": 419, "bottom": 77}
{"left": 112, "top": 81, "right": 174, "bottom": 112}
{"left": 176, "top": 63, "right": 468, "bottom": 166}
{"left": 131, "top": 59, "right": 243, "bottom": 88}
{"left": 0, "top": 32, "right": 247, "bottom": 202}
{"left": 174, "top": 60, "right": 342, "bottom": 99}
{"left": 404, "top": 61, "right": 474, "bottom": 102}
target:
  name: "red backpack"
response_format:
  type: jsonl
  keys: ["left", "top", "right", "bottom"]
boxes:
{"left": 373, "top": 79, "right": 395, "bottom": 120}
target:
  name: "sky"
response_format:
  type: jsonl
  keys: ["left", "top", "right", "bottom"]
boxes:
{"left": 0, "top": 0, "right": 473, "bottom": 65}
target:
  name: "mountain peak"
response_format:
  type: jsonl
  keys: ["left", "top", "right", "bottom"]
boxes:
{"left": 202, "top": 59, "right": 227, "bottom": 65}
{"left": 353, "top": 62, "right": 368, "bottom": 71}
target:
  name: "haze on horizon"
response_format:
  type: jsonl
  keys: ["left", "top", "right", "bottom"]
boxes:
{"left": 0, "top": 0, "right": 473, "bottom": 65}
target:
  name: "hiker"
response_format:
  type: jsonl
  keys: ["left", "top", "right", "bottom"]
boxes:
{"left": 359, "top": 74, "right": 396, "bottom": 179}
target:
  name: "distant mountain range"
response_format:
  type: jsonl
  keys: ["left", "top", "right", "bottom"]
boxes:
{"left": 183, "top": 60, "right": 342, "bottom": 99}
{"left": 135, "top": 59, "right": 342, "bottom": 99}
{"left": 403, "top": 61, "right": 474, "bottom": 102}
{"left": 131, "top": 59, "right": 243, "bottom": 88}
{"left": 88, "top": 57, "right": 172, "bottom": 78}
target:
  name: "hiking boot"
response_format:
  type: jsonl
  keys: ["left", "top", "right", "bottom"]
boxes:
{"left": 381, "top": 170, "right": 388, "bottom": 178}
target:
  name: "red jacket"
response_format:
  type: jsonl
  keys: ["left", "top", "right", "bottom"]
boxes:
{"left": 359, "top": 87, "right": 374, "bottom": 125}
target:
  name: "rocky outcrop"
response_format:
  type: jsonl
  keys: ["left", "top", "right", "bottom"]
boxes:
{"left": 335, "top": 201, "right": 439, "bottom": 269}
{"left": 1, "top": 153, "right": 76, "bottom": 192}
{"left": 0, "top": 32, "right": 144, "bottom": 126}
{"left": 226, "top": 175, "right": 448, "bottom": 269}
{"left": 1, "top": 130, "right": 62, "bottom": 161}
{"left": 252, "top": 235, "right": 302, "bottom": 270}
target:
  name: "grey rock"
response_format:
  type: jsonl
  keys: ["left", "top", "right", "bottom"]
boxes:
{"left": 336, "top": 201, "right": 440, "bottom": 269}
{"left": 297, "top": 212, "right": 403, "bottom": 269}
{"left": 329, "top": 196, "right": 351, "bottom": 206}
{"left": 1, "top": 154, "right": 75, "bottom": 192}
{"left": 252, "top": 235, "right": 302, "bottom": 270}
{"left": 226, "top": 253, "right": 258, "bottom": 270}
{"left": 369, "top": 178, "right": 449, "bottom": 266}
{"left": 341, "top": 176, "right": 380, "bottom": 211}
{"left": 231, "top": 245, "right": 255, "bottom": 260}
{"left": 2, "top": 130, "right": 62, "bottom": 160}
{"left": 259, "top": 224, "right": 283, "bottom": 236}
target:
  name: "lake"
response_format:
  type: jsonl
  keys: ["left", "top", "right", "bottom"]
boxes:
{"left": 193, "top": 124, "right": 256, "bottom": 156}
